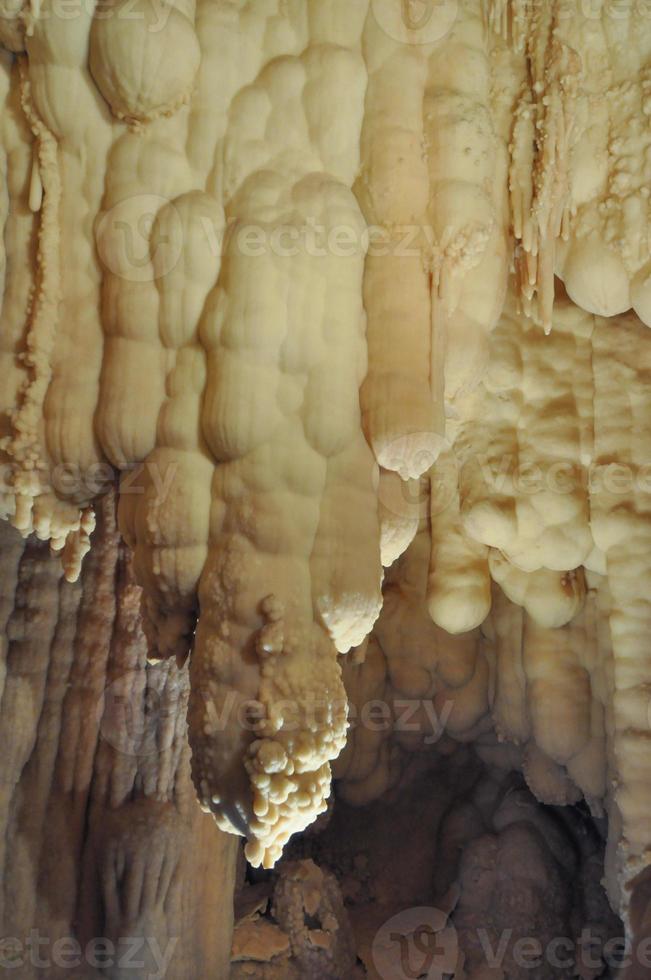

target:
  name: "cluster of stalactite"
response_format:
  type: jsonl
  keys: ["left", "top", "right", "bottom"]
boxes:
{"left": 1, "top": 0, "right": 651, "bottom": 941}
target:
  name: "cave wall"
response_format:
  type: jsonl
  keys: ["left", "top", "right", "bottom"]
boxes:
{"left": 1, "top": 2, "right": 651, "bottom": 971}
{"left": 0, "top": 494, "right": 238, "bottom": 979}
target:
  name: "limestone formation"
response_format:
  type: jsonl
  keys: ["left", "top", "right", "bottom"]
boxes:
{"left": 1, "top": 2, "right": 651, "bottom": 973}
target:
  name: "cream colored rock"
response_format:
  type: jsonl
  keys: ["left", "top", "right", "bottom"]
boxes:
{"left": 89, "top": 0, "right": 201, "bottom": 124}
{"left": 1, "top": 0, "right": 651, "bottom": 936}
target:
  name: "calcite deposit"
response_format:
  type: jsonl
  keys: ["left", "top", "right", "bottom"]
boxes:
{"left": 2, "top": 1, "right": 651, "bottom": 971}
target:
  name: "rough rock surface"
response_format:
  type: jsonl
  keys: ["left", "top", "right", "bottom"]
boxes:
{"left": 0, "top": 495, "right": 238, "bottom": 979}
{"left": 1, "top": 0, "right": 651, "bottom": 959}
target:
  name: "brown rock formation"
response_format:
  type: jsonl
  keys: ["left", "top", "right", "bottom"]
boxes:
{"left": 0, "top": 494, "right": 238, "bottom": 979}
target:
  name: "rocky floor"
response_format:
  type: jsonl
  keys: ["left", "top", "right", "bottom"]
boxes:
{"left": 230, "top": 752, "right": 623, "bottom": 980}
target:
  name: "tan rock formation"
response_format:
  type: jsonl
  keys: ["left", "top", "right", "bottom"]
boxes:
{"left": 1, "top": 1, "right": 651, "bottom": 970}
{"left": 0, "top": 495, "right": 238, "bottom": 979}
